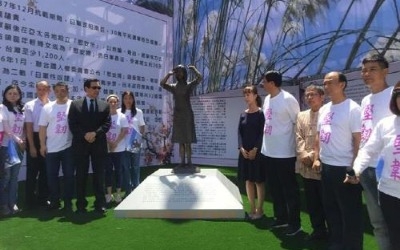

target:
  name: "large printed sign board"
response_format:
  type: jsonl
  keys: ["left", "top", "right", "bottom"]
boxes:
{"left": 0, "top": 0, "right": 173, "bottom": 178}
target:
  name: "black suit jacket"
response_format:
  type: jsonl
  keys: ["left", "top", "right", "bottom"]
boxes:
{"left": 68, "top": 97, "right": 111, "bottom": 154}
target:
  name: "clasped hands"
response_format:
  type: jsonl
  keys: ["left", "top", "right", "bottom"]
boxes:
{"left": 84, "top": 132, "right": 96, "bottom": 143}
{"left": 168, "top": 65, "right": 196, "bottom": 75}
{"left": 240, "top": 147, "right": 257, "bottom": 160}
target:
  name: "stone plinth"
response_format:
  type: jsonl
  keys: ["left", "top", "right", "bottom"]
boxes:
{"left": 114, "top": 168, "right": 244, "bottom": 219}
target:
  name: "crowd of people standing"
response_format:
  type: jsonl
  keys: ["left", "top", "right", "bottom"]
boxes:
{"left": 1, "top": 54, "right": 399, "bottom": 249}
{"left": 238, "top": 54, "right": 398, "bottom": 250}
{"left": 0, "top": 78, "right": 146, "bottom": 215}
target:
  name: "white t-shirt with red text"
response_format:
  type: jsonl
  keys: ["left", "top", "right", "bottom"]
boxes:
{"left": 318, "top": 99, "right": 361, "bottom": 166}
{"left": 261, "top": 90, "right": 300, "bottom": 158}
{"left": 106, "top": 112, "right": 128, "bottom": 153}
{"left": 354, "top": 115, "right": 400, "bottom": 199}
{"left": 1, "top": 104, "right": 25, "bottom": 147}
{"left": 38, "top": 100, "right": 72, "bottom": 153}
{"left": 119, "top": 108, "right": 146, "bottom": 149}
{"left": 358, "top": 86, "right": 393, "bottom": 170}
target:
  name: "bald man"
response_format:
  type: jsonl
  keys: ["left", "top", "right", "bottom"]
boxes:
{"left": 313, "top": 72, "right": 363, "bottom": 250}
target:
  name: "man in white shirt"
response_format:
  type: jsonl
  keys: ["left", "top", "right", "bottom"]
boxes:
{"left": 345, "top": 54, "right": 392, "bottom": 250}
{"left": 260, "top": 71, "right": 302, "bottom": 236}
{"left": 38, "top": 82, "right": 74, "bottom": 211}
{"left": 24, "top": 80, "right": 51, "bottom": 209}
{"left": 352, "top": 83, "right": 400, "bottom": 250}
{"left": 313, "top": 72, "right": 363, "bottom": 250}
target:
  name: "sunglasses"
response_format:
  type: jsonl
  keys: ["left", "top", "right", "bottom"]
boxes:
{"left": 89, "top": 86, "right": 101, "bottom": 90}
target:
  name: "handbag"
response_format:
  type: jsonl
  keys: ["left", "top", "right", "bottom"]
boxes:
{"left": 127, "top": 128, "right": 142, "bottom": 153}
{"left": 5, "top": 138, "right": 21, "bottom": 168}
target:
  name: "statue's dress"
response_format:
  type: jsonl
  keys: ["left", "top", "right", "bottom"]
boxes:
{"left": 161, "top": 79, "right": 200, "bottom": 143}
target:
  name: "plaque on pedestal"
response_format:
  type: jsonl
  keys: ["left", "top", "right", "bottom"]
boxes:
{"left": 114, "top": 169, "right": 244, "bottom": 219}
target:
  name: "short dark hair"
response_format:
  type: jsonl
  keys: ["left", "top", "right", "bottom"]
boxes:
{"left": 390, "top": 81, "right": 400, "bottom": 115}
{"left": 53, "top": 82, "right": 69, "bottom": 91}
{"left": 338, "top": 72, "right": 347, "bottom": 90}
{"left": 84, "top": 78, "right": 100, "bottom": 89}
{"left": 263, "top": 70, "right": 282, "bottom": 87}
{"left": 362, "top": 54, "right": 389, "bottom": 69}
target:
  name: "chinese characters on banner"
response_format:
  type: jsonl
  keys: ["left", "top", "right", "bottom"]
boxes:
{"left": 0, "top": 0, "right": 174, "bottom": 165}
{"left": 191, "top": 98, "right": 228, "bottom": 158}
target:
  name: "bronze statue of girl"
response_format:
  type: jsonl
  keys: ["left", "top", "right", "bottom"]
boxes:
{"left": 160, "top": 65, "right": 202, "bottom": 173}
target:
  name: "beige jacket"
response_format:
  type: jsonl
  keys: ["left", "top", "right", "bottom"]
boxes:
{"left": 295, "top": 109, "right": 321, "bottom": 180}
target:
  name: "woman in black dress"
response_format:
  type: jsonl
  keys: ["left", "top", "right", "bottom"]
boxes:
{"left": 238, "top": 85, "right": 265, "bottom": 220}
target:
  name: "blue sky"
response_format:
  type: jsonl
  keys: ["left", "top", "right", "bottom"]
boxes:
{"left": 175, "top": 0, "right": 399, "bottom": 84}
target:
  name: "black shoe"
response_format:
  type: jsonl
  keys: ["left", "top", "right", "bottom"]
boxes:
{"left": 61, "top": 207, "right": 73, "bottom": 213}
{"left": 94, "top": 207, "right": 106, "bottom": 214}
{"left": 47, "top": 202, "right": 61, "bottom": 211}
{"left": 24, "top": 204, "right": 37, "bottom": 211}
{"left": 39, "top": 200, "right": 51, "bottom": 207}
{"left": 75, "top": 208, "right": 87, "bottom": 214}
{"left": 285, "top": 225, "right": 303, "bottom": 236}
{"left": 270, "top": 220, "right": 289, "bottom": 228}
{"left": 305, "top": 231, "right": 327, "bottom": 241}
{"left": 61, "top": 204, "right": 73, "bottom": 213}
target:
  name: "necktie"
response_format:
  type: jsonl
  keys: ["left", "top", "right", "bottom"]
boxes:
{"left": 89, "top": 99, "right": 95, "bottom": 113}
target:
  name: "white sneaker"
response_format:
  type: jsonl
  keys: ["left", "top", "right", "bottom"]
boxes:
{"left": 12, "top": 204, "right": 20, "bottom": 214}
{"left": 105, "top": 194, "right": 114, "bottom": 203}
{"left": 115, "top": 194, "right": 122, "bottom": 203}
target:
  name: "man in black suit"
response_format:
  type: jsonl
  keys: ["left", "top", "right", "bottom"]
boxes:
{"left": 68, "top": 79, "right": 111, "bottom": 214}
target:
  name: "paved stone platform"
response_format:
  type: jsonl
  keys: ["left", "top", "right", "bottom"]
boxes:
{"left": 114, "top": 168, "right": 244, "bottom": 219}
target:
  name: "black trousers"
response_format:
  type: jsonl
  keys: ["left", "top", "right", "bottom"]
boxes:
{"left": 264, "top": 155, "right": 301, "bottom": 228}
{"left": 379, "top": 191, "right": 400, "bottom": 250}
{"left": 321, "top": 163, "right": 363, "bottom": 250}
{"left": 74, "top": 142, "right": 107, "bottom": 210}
{"left": 303, "top": 177, "right": 327, "bottom": 234}
{"left": 25, "top": 132, "right": 48, "bottom": 206}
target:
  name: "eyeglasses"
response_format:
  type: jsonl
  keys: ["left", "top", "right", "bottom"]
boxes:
{"left": 89, "top": 86, "right": 101, "bottom": 90}
{"left": 305, "top": 93, "right": 320, "bottom": 98}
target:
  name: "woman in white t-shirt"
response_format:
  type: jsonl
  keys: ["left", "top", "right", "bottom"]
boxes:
{"left": 352, "top": 82, "right": 400, "bottom": 250}
{"left": 105, "top": 95, "right": 128, "bottom": 203}
{"left": 0, "top": 84, "right": 26, "bottom": 216}
{"left": 119, "top": 91, "right": 145, "bottom": 196}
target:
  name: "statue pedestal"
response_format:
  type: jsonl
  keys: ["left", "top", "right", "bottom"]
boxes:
{"left": 114, "top": 168, "right": 245, "bottom": 219}
{"left": 171, "top": 164, "right": 200, "bottom": 174}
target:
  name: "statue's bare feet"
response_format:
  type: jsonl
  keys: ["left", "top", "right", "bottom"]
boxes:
{"left": 171, "top": 163, "right": 185, "bottom": 173}
{"left": 171, "top": 163, "right": 200, "bottom": 174}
